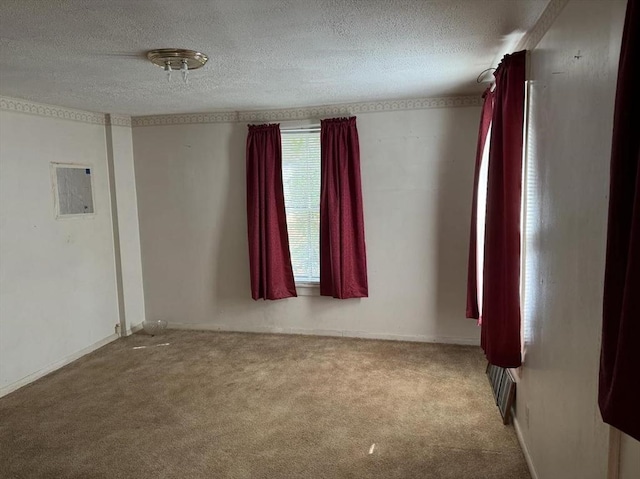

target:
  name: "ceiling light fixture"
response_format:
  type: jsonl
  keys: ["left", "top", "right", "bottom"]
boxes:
{"left": 146, "top": 49, "right": 208, "bottom": 84}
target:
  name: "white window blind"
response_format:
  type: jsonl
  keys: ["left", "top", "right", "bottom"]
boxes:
{"left": 281, "top": 129, "right": 320, "bottom": 283}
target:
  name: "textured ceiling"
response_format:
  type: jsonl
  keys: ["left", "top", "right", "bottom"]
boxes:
{"left": 0, "top": 0, "right": 549, "bottom": 116}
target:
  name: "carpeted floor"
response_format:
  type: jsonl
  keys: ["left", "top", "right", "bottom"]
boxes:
{"left": 0, "top": 330, "right": 530, "bottom": 479}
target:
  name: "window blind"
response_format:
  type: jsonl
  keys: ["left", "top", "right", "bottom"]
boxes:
{"left": 281, "top": 130, "right": 321, "bottom": 283}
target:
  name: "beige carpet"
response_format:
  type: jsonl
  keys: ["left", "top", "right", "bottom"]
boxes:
{"left": 0, "top": 330, "right": 530, "bottom": 479}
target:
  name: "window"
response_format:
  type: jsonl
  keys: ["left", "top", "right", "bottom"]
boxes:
{"left": 281, "top": 128, "right": 320, "bottom": 283}
{"left": 476, "top": 124, "right": 491, "bottom": 315}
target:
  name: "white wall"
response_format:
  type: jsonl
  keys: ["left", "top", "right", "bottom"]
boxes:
{"left": 0, "top": 108, "right": 119, "bottom": 394}
{"left": 620, "top": 432, "right": 640, "bottom": 479}
{"left": 516, "top": 1, "right": 639, "bottom": 478}
{"left": 132, "top": 106, "right": 481, "bottom": 344}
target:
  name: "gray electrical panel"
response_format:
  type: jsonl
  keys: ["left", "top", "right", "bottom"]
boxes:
{"left": 54, "top": 166, "right": 95, "bottom": 216}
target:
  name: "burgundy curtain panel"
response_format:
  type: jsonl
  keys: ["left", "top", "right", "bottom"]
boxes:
{"left": 599, "top": 0, "right": 640, "bottom": 441}
{"left": 481, "top": 50, "right": 526, "bottom": 368}
{"left": 246, "top": 124, "right": 297, "bottom": 300}
{"left": 320, "top": 117, "right": 368, "bottom": 299}
{"left": 466, "top": 87, "right": 494, "bottom": 320}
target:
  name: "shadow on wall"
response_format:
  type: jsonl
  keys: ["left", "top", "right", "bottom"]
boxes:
{"left": 434, "top": 108, "right": 481, "bottom": 340}
{"left": 214, "top": 123, "right": 253, "bottom": 306}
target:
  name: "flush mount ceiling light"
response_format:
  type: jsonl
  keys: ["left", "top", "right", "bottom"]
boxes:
{"left": 146, "top": 49, "right": 208, "bottom": 84}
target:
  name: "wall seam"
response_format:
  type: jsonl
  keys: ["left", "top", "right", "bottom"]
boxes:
{"left": 104, "top": 117, "right": 127, "bottom": 336}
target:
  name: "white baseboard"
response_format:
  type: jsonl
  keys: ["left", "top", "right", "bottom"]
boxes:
{"left": 165, "top": 322, "right": 480, "bottom": 346}
{"left": 0, "top": 333, "right": 119, "bottom": 398}
{"left": 126, "top": 322, "right": 144, "bottom": 336}
{"left": 513, "top": 414, "right": 539, "bottom": 479}
{"left": 341, "top": 330, "right": 480, "bottom": 345}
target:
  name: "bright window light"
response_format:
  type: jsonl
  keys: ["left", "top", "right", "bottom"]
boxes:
{"left": 281, "top": 129, "right": 321, "bottom": 283}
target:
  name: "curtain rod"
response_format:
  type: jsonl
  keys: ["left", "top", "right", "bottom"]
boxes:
{"left": 476, "top": 67, "right": 497, "bottom": 83}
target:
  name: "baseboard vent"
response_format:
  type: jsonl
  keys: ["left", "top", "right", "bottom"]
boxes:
{"left": 486, "top": 363, "right": 516, "bottom": 424}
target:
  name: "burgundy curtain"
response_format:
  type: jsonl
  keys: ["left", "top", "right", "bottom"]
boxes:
{"left": 320, "top": 117, "right": 368, "bottom": 298}
{"left": 466, "top": 88, "right": 494, "bottom": 320}
{"left": 481, "top": 50, "right": 526, "bottom": 368}
{"left": 246, "top": 124, "right": 297, "bottom": 300}
{"left": 599, "top": 0, "right": 640, "bottom": 442}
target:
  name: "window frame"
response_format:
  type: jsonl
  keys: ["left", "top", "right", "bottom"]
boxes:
{"left": 280, "top": 120, "right": 321, "bottom": 291}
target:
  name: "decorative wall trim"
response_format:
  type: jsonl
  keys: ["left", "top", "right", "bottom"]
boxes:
{"left": 106, "top": 114, "right": 132, "bottom": 127}
{"left": 132, "top": 111, "right": 239, "bottom": 127}
{"left": 131, "top": 95, "right": 482, "bottom": 127}
{"left": 0, "top": 96, "right": 106, "bottom": 125}
{"left": 516, "top": 0, "right": 570, "bottom": 51}
{"left": 239, "top": 96, "right": 481, "bottom": 122}
{"left": 1, "top": 93, "right": 483, "bottom": 129}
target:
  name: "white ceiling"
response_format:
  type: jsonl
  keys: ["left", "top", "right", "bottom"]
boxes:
{"left": 0, "top": 0, "right": 549, "bottom": 116}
